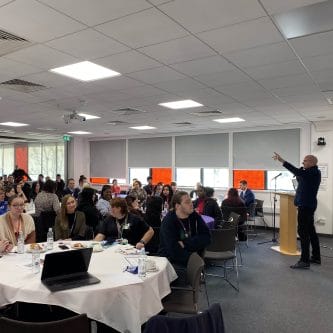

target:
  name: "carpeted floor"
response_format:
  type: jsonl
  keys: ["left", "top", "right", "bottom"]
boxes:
{"left": 202, "top": 230, "right": 333, "bottom": 333}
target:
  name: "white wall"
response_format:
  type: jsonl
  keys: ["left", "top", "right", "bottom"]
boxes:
{"left": 68, "top": 137, "right": 90, "bottom": 183}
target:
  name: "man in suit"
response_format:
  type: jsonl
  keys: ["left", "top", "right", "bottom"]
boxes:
{"left": 273, "top": 152, "right": 321, "bottom": 269}
{"left": 239, "top": 180, "right": 255, "bottom": 209}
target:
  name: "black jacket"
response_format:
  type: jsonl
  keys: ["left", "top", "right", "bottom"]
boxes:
{"left": 159, "top": 211, "right": 211, "bottom": 266}
{"left": 193, "top": 197, "right": 223, "bottom": 227}
{"left": 283, "top": 161, "right": 321, "bottom": 209}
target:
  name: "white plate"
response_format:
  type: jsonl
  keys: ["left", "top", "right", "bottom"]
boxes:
{"left": 71, "top": 243, "right": 87, "bottom": 249}
{"left": 26, "top": 244, "right": 47, "bottom": 253}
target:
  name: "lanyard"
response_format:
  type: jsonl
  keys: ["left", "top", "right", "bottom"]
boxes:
{"left": 117, "top": 215, "right": 128, "bottom": 239}
{"left": 177, "top": 218, "right": 191, "bottom": 239}
{"left": 8, "top": 214, "right": 22, "bottom": 240}
{"left": 69, "top": 212, "right": 77, "bottom": 237}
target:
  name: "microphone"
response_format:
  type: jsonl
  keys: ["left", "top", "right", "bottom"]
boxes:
{"left": 271, "top": 172, "right": 282, "bottom": 180}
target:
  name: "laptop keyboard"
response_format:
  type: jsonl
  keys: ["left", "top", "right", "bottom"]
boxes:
{"left": 47, "top": 274, "right": 89, "bottom": 286}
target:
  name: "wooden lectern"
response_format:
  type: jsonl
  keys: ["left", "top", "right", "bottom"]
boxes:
{"left": 271, "top": 192, "right": 300, "bottom": 255}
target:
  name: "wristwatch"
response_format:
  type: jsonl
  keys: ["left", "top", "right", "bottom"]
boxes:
{"left": 139, "top": 239, "right": 145, "bottom": 245}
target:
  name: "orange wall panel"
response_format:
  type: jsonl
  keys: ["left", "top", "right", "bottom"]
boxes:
{"left": 151, "top": 168, "right": 172, "bottom": 185}
{"left": 233, "top": 170, "right": 265, "bottom": 190}
{"left": 15, "top": 146, "right": 28, "bottom": 173}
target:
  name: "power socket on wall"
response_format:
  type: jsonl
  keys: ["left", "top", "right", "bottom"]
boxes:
{"left": 315, "top": 218, "right": 326, "bottom": 225}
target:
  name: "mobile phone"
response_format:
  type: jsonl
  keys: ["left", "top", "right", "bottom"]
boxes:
{"left": 58, "top": 245, "right": 69, "bottom": 250}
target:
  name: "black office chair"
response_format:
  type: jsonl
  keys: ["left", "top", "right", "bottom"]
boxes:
{"left": 144, "top": 303, "right": 225, "bottom": 333}
{"left": 35, "top": 211, "right": 57, "bottom": 242}
{"left": 0, "top": 313, "right": 90, "bottom": 333}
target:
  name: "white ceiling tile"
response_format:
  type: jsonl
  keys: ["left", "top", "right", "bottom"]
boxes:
{"left": 118, "top": 85, "right": 167, "bottom": 99}
{"left": 245, "top": 59, "right": 307, "bottom": 80}
{"left": 95, "top": 8, "right": 188, "bottom": 48}
{"left": 170, "top": 56, "right": 233, "bottom": 76}
{"left": 260, "top": 0, "right": 326, "bottom": 15}
{"left": 139, "top": 36, "right": 216, "bottom": 64}
{"left": 258, "top": 73, "right": 315, "bottom": 90}
{"left": 127, "top": 67, "right": 186, "bottom": 84}
{"left": 154, "top": 78, "right": 207, "bottom": 95}
{"left": 39, "top": 0, "right": 151, "bottom": 26}
{"left": 271, "top": 84, "right": 321, "bottom": 98}
{"left": 224, "top": 42, "right": 297, "bottom": 69}
{"left": 195, "top": 68, "right": 252, "bottom": 87}
{"left": 19, "top": 71, "right": 76, "bottom": 88}
{"left": 0, "top": 0, "right": 85, "bottom": 43}
{"left": 198, "top": 17, "right": 284, "bottom": 54}
{"left": 4, "top": 44, "right": 78, "bottom": 70}
{"left": 290, "top": 30, "right": 333, "bottom": 58}
{"left": 0, "top": 58, "right": 41, "bottom": 79}
{"left": 159, "top": 0, "right": 266, "bottom": 33}
{"left": 46, "top": 29, "right": 129, "bottom": 59}
{"left": 95, "top": 50, "right": 162, "bottom": 74}
{"left": 302, "top": 53, "right": 333, "bottom": 72}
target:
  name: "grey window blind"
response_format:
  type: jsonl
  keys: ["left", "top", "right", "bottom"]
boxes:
{"left": 233, "top": 129, "right": 300, "bottom": 169}
{"left": 175, "top": 133, "right": 229, "bottom": 167}
{"left": 128, "top": 137, "right": 172, "bottom": 167}
{"left": 90, "top": 140, "right": 126, "bottom": 177}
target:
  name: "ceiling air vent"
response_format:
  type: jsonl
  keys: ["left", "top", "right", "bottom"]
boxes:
{"left": 111, "top": 107, "right": 146, "bottom": 115}
{"left": 0, "top": 29, "right": 32, "bottom": 56}
{"left": 107, "top": 120, "right": 129, "bottom": 126}
{"left": 190, "top": 110, "right": 223, "bottom": 117}
{"left": 0, "top": 79, "right": 47, "bottom": 93}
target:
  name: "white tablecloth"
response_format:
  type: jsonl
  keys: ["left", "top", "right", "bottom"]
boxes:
{"left": 0, "top": 242, "right": 177, "bottom": 333}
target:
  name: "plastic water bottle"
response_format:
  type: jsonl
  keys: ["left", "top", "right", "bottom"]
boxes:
{"left": 138, "top": 247, "right": 147, "bottom": 278}
{"left": 46, "top": 228, "right": 54, "bottom": 250}
{"left": 32, "top": 249, "right": 40, "bottom": 274}
{"left": 17, "top": 231, "right": 25, "bottom": 254}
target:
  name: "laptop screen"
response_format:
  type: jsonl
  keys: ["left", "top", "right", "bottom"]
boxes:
{"left": 41, "top": 247, "right": 92, "bottom": 280}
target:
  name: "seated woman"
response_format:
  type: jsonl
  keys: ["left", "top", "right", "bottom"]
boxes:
{"left": 111, "top": 179, "right": 121, "bottom": 197}
{"left": 34, "top": 179, "right": 60, "bottom": 217}
{"left": 96, "top": 185, "right": 112, "bottom": 217}
{"left": 128, "top": 180, "right": 147, "bottom": 207}
{"left": 193, "top": 186, "right": 223, "bottom": 227}
{"left": 77, "top": 187, "right": 101, "bottom": 235}
{"left": 30, "top": 181, "right": 41, "bottom": 201}
{"left": 0, "top": 195, "right": 36, "bottom": 245}
{"left": 0, "top": 188, "right": 8, "bottom": 215}
{"left": 221, "top": 188, "right": 247, "bottom": 240}
{"left": 125, "top": 194, "right": 144, "bottom": 219}
{"left": 54, "top": 194, "right": 87, "bottom": 241}
{"left": 4, "top": 185, "right": 16, "bottom": 201}
{"left": 94, "top": 197, "right": 154, "bottom": 250}
{"left": 160, "top": 185, "right": 173, "bottom": 212}
{"left": 144, "top": 196, "right": 163, "bottom": 227}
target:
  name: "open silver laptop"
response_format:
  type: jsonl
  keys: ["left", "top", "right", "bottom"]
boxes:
{"left": 41, "top": 247, "right": 100, "bottom": 292}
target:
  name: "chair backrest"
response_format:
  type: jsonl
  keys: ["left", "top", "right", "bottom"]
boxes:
{"left": 229, "top": 212, "right": 241, "bottom": 226}
{"left": 0, "top": 313, "right": 89, "bottom": 333}
{"left": 144, "top": 303, "right": 225, "bottom": 333}
{"left": 255, "top": 199, "right": 264, "bottom": 217}
{"left": 35, "top": 210, "right": 57, "bottom": 242}
{"left": 186, "top": 253, "right": 205, "bottom": 300}
{"left": 247, "top": 201, "right": 257, "bottom": 220}
{"left": 206, "top": 228, "right": 236, "bottom": 253}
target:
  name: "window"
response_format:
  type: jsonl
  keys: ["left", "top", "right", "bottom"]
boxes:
{"left": 203, "top": 168, "right": 229, "bottom": 188}
{"left": 266, "top": 170, "right": 294, "bottom": 191}
{"left": 129, "top": 168, "right": 150, "bottom": 185}
{"left": 2, "top": 145, "right": 14, "bottom": 175}
{"left": 28, "top": 144, "right": 42, "bottom": 180}
{"left": 176, "top": 168, "right": 201, "bottom": 187}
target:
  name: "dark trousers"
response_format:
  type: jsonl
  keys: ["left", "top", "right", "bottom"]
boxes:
{"left": 297, "top": 207, "right": 321, "bottom": 263}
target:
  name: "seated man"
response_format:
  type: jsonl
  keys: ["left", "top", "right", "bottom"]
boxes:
{"left": 159, "top": 191, "right": 211, "bottom": 267}
{"left": 94, "top": 197, "right": 154, "bottom": 250}
{"left": 239, "top": 179, "right": 255, "bottom": 210}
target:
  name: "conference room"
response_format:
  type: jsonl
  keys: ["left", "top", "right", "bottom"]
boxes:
{"left": 0, "top": 1, "right": 333, "bottom": 332}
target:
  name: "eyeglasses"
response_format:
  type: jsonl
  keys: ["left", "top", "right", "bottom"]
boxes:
{"left": 66, "top": 201, "right": 76, "bottom": 206}
{"left": 11, "top": 204, "right": 25, "bottom": 208}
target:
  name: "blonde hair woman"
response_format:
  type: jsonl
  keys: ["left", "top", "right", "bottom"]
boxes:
{"left": 0, "top": 195, "right": 35, "bottom": 245}
{"left": 54, "top": 194, "right": 87, "bottom": 241}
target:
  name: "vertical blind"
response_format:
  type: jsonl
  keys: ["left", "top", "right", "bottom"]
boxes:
{"left": 175, "top": 133, "right": 229, "bottom": 167}
{"left": 233, "top": 129, "right": 300, "bottom": 169}
{"left": 90, "top": 140, "right": 126, "bottom": 178}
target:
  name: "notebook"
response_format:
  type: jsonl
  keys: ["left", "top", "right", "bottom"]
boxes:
{"left": 41, "top": 247, "right": 100, "bottom": 292}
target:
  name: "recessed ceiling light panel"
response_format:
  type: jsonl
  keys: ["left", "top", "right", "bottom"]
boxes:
{"left": 129, "top": 126, "right": 156, "bottom": 130}
{"left": 0, "top": 122, "right": 28, "bottom": 127}
{"left": 213, "top": 117, "right": 245, "bottom": 123}
{"left": 159, "top": 99, "right": 203, "bottom": 109}
{"left": 67, "top": 131, "right": 92, "bottom": 135}
{"left": 50, "top": 61, "right": 121, "bottom": 82}
{"left": 78, "top": 113, "right": 100, "bottom": 120}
